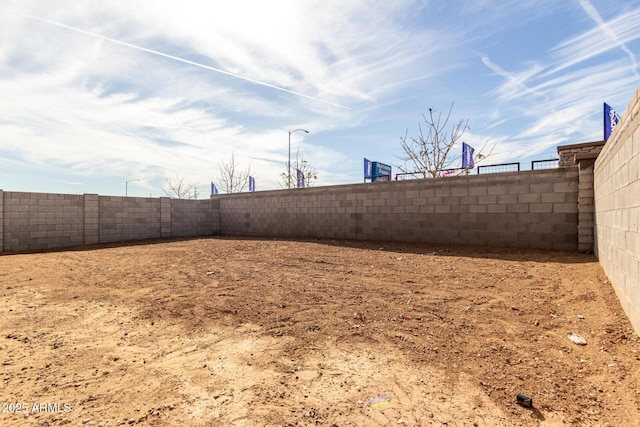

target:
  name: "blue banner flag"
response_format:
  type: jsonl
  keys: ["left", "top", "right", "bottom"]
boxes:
{"left": 372, "top": 161, "right": 392, "bottom": 181}
{"left": 604, "top": 102, "right": 620, "bottom": 140}
{"left": 211, "top": 182, "right": 218, "bottom": 195}
{"left": 296, "top": 169, "right": 305, "bottom": 188}
{"left": 364, "top": 158, "right": 372, "bottom": 179}
{"left": 249, "top": 176, "right": 255, "bottom": 192}
{"left": 462, "top": 142, "right": 475, "bottom": 169}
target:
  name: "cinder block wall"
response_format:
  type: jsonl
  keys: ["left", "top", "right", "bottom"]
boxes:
{"left": 0, "top": 193, "right": 217, "bottom": 252}
{"left": 594, "top": 85, "right": 640, "bottom": 332}
{"left": 98, "top": 196, "right": 162, "bottom": 243}
{"left": 0, "top": 190, "right": 4, "bottom": 251}
{"left": 217, "top": 168, "right": 579, "bottom": 251}
{"left": 170, "top": 199, "right": 217, "bottom": 237}
{"left": 2, "top": 192, "right": 85, "bottom": 251}
{"left": 577, "top": 158, "right": 597, "bottom": 252}
{"left": 558, "top": 141, "right": 605, "bottom": 167}
{"left": 557, "top": 143, "right": 606, "bottom": 252}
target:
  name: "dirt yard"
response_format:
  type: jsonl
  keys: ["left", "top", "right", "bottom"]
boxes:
{"left": 1, "top": 237, "right": 639, "bottom": 426}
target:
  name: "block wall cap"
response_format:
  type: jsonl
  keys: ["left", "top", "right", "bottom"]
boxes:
{"left": 557, "top": 140, "right": 605, "bottom": 152}
{"left": 574, "top": 153, "right": 599, "bottom": 163}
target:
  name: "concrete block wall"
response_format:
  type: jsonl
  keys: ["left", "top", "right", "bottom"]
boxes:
{"left": 84, "top": 194, "right": 99, "bottom": 245}
{"left": 556, "top": 141, "right": 608, "bottom": 253}
{"left": 594, "top": 85, "right": 640, "bottom": 333}
{"left": 211, "top": 198, "right": 221, "bottom": 234}
{"left": 558, "top": 141, "right": 606, "bottom": 167}
{"left": 1, "top": 192, "right": 85, "bottom": 251}
{"left": 0, "top": 190, "right": 3, "bottom": 251}
{"left": 170, "top": 199, "right": 217, "bottom": 237}
{"left": 98, "top": 196, "right": 162, "bottom": 243}
{"left": 0, "top": 192, "right": 217, "bottom": 252}
{"left": 577, "top": 157, "right": 597, "bottom": 252}
{"left": 217, "top": 168, "right": 580, "bottom": 251}
{"left": 160, "top": 198, "right": 172, "bottom": 238}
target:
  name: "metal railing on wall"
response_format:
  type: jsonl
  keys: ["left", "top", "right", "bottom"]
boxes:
{"left": 395, "top": 169, "right": 463, "bottom": 180}
{"left": 395, "top": 172, "right": 424, "bottom": 180}
{"left": 531, "top": 158, "right": 559, "bottom": 170}
{"left": 476, "top": 162, "right": 520, "bottom": 174}
{"left": 393, "top": 158, "right": 559, "bottom": 180}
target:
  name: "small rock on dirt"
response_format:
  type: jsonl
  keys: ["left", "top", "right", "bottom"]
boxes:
{"left": 567, "top": 332, "right": 587, "bottom": 345}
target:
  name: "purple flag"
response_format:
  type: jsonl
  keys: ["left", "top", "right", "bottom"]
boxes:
{"left": 462, "top": 142, "right": 475, "bottom": 169}
{"left": 364, "top": 158, "right": 372, "bottom": 179}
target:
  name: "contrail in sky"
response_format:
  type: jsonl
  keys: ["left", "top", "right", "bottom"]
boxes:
{"left": 576, "top": 0, "right": 639, "bottom": 78}
{"left": 12, "top": 10, "right": 351, "bottom": 110}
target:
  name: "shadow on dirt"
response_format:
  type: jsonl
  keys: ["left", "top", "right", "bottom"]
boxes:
{"left": 0, "top": 234, "right": 597, "bottom": 265}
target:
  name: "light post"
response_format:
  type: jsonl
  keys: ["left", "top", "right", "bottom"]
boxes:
{"left": 288, "top": 129, "right": 309, "bottom": 189}
{"left": 125, "top": 179, "right": 140, "bottom": 196}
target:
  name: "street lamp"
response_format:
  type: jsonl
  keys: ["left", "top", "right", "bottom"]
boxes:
{"left": 288, "top": 129, "right": 309, "bottom": 189}
{"left": 125, "top": 179, "right": 140, "bottom": 196}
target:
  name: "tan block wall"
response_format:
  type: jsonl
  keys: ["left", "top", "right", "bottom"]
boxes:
{"left": 557, "top": 143, "right": 605, "bottom": 253}
{"left": 594, "top": 85, "right": 640, "bottom": 333}
{"left": 577, "top": 159, "right": 597, "bottom": 252}
{"left": 558, "top": 141, "right": 606, "bottom": 167}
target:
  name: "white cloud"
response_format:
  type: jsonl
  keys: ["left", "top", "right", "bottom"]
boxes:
{"left": 481, "top": 55, "right": 547, "bottom": 103}
{"left": 574, "top": 0, "right": 639, "bottom": 77}
{"left": 481, "top": 58, "right": 636, "bottom": 160}
{"left": 548, "top": 5, "right": 640, "bottom": 77}
{"left": 1, "top": 0, "right": 464, "bottom": 192}
{"left": 2, "top": 0, "right": 639, "bottom": 194}
{"left": 477, "top": 1, "right": 640, "bottom": 166}
{"left": 61, "top": 0, "right": 446, "bottom": 106}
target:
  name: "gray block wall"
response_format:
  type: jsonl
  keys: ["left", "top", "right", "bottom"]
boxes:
{"left": 0, "top": 190, "right": 3, "bottom": 251}
{"left": 2, "top": 192, "right": 85, "bottom": 251}
{"left": 211, "top": 198, "right": 221, "bottom": 234}
{"left": 161, "top": 197, "right": 172, "bottom": 238}
{"left": 98, "top": 196, "right": 162, "bottom": 243}
{"left": 84, "top": 194, "right": 99, "bottom": 245}
{"left": 595, "top": 84, "right": 640, "bottom": 333}
{"left": 170, "top": 199, "right": 217, "bottom": 237}
{"left": 217, "top": 168, "right": 579, "bottom": 251}
{"left": 0, "top": 193, "right": 217, "bottom": 252}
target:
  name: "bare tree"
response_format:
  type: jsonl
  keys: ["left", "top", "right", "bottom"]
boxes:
{"left": 280, "top": 150, "right": 318, "bottom": 188}
{"left": 162, "top": 174, "right": 197, "bottom": 199}
{"left": 394, "top": 103, "right": 491, "bottom": 178}
{"left": 218, "top": 152, "right": 251, "bottom": 193}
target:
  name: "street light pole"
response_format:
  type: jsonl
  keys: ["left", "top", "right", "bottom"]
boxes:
{"left": 126, "top": 179, "right": 140, "bottom": 197}
{"left": 288, "top": 129, "right": 309, "bottom": 189}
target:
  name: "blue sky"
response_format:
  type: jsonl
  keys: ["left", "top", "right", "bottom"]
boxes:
{"left": 1, "top": 0, "right": 639, "bottom": 197}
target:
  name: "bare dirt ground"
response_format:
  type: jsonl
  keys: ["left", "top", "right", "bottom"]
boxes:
{"left": 1, "top": 237, "right": 639, "bottom": 426}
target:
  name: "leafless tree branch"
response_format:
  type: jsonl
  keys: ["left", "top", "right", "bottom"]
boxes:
{"left": 218, "top": 152, "right": 250, "bottom": 193}
{"left": 394, "top": 103, "right": 492, "bottom": 178}
{"left": 162, "top": 174, "right": 197, "bottom": 199}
